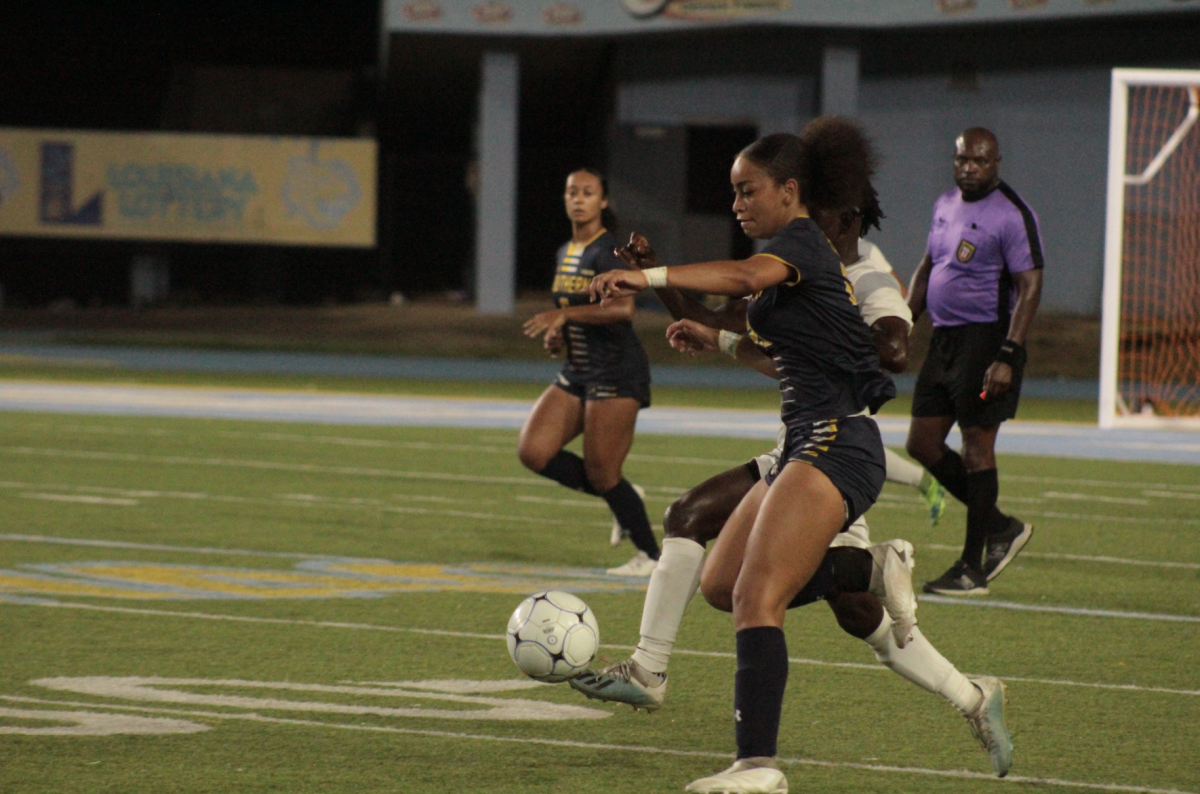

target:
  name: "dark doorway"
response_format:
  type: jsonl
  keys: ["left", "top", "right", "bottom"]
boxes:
{"left": 686, "top": 125, "right": 757, "bottom": 260}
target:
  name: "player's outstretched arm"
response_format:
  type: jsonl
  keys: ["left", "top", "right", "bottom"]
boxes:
{"left": 616, "top": 233, "right": 748, "bottom": 332}
{"left": 665, "top": 319, "right": 719, "bottom": 355}
{"left": 734, "top": 335, "right": 779, "bottom": 380}
{"left": 590, "top": 255, "right": 791, "bottom": 307}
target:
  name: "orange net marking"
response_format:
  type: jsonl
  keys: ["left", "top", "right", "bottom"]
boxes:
{"left": 1121, "top": 84, "right": 1200, "bottom": 417}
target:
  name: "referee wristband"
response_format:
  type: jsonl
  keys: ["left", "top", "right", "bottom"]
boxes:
{"left": 718, "top": 330, "right": 743, "bottom": 358}
{"left": 994, "top": 340, "right": 1027, "bottom": 369}
{"left": 643, "top": 267, "right": 668, "bottom": 289}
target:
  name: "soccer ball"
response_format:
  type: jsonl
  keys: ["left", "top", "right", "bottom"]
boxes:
{"left": 506, "top": 590, "right": 599, "bottom": 682}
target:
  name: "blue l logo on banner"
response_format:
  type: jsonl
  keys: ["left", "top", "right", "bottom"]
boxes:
{"left": 40, "top": 142, "right": 102, "bottom": 225}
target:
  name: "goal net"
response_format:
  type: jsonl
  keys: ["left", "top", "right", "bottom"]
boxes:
{"left": 1101, "top": 69, "right": 1200, "bottom": 429}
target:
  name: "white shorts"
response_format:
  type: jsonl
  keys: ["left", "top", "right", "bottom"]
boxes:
{"left": 752, "top": 423, "right": 872, "bottom": 550}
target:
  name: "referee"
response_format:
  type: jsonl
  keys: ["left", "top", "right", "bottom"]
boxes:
{"left": 906, "top": 127, "right": 1043, "bottom": 596}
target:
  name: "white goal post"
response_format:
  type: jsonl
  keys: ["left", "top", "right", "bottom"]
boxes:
{"left": 1100, "top": 68, "right": 1200, "bottom": 429}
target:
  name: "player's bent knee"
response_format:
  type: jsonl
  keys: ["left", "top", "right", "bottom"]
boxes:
{"left": 699, "top": 573, "right": 734, "bottom": 613}
{"left": 582, "top": 461, "right": 621, "bottom": 494}
{"left": 730, "top": 581, "right": 788, "bottom": 623}
{"left": 828, "top": 591, "right": 883, "bottom": 640}
{"left": 516, "top": 445, "right": 551, "bottom": 473}
{"left": 905, "top": 437, "right": 937, "bottom": 466}
{"left": 662, "top": 497, "right": 706, "bottom": 542}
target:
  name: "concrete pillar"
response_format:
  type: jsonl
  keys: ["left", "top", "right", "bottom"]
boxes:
{"left": 474, "top": 50, "right": 519, "bottom": 314}
{"left": 821, "top": 46, "right": 860, "bottom": 117}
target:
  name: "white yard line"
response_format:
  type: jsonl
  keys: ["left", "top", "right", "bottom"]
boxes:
{"left": 2, "top": 597, "right": 1197, "bottom": 699}
{"left": 0, "top": 695, "right": 1194, "bottom": 794}
{"left": 920, "top": 595, "right": 1200, "bottom": 623}
{"left": 0, "top": 446, "right": 684, "bottom": 497}
{"left": 5, "top": 531, "right": 1197, "bottom": 575}
{"left": 922, "top": 544, "right": 1200, "bottom": 571}
{"left": 20, "top": 493, "right": 139, "bottom": 506}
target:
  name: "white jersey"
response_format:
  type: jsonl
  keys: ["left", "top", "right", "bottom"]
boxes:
{"left": 849, "top": 240, "right": 911, "bottom": 330}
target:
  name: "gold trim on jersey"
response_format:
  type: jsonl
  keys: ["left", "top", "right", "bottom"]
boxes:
{"left": 755, "top": 253, "right": 802, "bottom": 287}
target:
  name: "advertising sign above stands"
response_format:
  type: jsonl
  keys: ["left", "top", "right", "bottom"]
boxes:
{"left": 0, "top": 129, "right": 377, "bottom": 247}
{"left": 387, "top": 0, "right": 1199, "bottom": 35}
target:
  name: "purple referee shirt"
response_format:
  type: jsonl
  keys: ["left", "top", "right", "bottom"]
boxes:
{"left": 925, "top": 181, "right": 1045, "bottom": 328}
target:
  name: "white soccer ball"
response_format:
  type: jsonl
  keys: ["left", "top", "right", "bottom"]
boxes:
{"left": 506, "top": 590, "right": 599, "bottom": 683}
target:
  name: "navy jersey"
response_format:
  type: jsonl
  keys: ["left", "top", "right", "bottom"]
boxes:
{"left": 747, "top": 217, "right": 895, "bottom": 426}
{"left": 551, "top": 229, "right": 649, "bottom": 381}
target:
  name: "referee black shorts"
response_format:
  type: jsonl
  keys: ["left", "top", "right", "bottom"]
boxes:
{"left": 912, "top": 320, "right": 1023, "bottom": 428}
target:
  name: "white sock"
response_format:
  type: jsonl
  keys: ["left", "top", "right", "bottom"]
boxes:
{"left": 864, "top": 615, "right": 983, "bottom": 714}
{"left": 885, "top": 447, "right": 926, "bottom": 488}
{"left": 631, "top": 537, "right": 705, "bottom": 674}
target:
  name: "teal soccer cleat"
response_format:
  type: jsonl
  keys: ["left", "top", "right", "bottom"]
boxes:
{"left": 569, "top": 658, "right": 666, "bottom": 711}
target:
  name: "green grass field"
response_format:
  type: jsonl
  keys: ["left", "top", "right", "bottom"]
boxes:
{"left": 1, "top": 398, "right": 1198, "bottom": 793}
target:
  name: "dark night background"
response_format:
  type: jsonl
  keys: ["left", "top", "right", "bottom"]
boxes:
{"left": 2, "top": 3, "right": 1200, "bottom": 309}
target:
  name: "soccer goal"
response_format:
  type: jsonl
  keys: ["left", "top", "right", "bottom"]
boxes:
{"left": 1101, "top": 68, "right": 1200, "bottom": 429}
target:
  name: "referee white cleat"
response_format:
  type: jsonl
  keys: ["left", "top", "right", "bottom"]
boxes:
{"left": 569, "top": 657, "right": 667, "bottom": 710}
{"left": 610, "top": 483, "right": 646, "bottom": 546}
{"left": 868, "top": 539, "right": 918, "bottom": 648}
{"left": 965, "top": 676, "right": 1013, "bottom": 777}
{"left": 685, "top": 759, "right": 788, "bottom": 794}
{"left": 606, "top": 550, "right": 657, "bottom": 577}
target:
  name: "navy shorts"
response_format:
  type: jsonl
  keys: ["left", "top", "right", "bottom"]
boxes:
{"left": 553, "top": 367, "right": 651, "bottom": 408}
{"left": 912, "top": 321, "right": 1022, "bottom": 428}
{"left": 763, "top": 414, "right": 886, "bottom": 528}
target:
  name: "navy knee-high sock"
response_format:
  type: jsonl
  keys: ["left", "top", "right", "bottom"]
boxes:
{"left": 536, "top": 451, "right": 600, "bottom": 496}
{"left": 602, "top": 479, "right": 660, "bottom": 559}
{"left": 734, "top": 626, "right": 789, "bottom": 760}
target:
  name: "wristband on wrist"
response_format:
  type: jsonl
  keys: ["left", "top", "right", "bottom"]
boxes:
{"left": 718, "top": 330, "right": 743, "bottom": 358}
{"left": 994, "top": 340, "right": 1027, "bottom": 369}
{"left": 643, "top": 266, "right": 668, "bottom": 289}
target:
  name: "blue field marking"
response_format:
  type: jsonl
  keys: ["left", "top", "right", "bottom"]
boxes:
{"left": 0, "top": 382, "right": 1196, "bottom": 464}
{"left": 0, "top": 340, "right": 1101, "bottom": 397}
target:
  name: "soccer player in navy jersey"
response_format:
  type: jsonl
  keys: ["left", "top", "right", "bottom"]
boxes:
{"left": 571, "top": 176, "right": 1012, "bottom": 780}
{"left": 906, "top": 128, "right": 1043, "bottom": 596}
{"left": 518, "top": 168, "right": 660, "bottom": 576}
{"left": 589, "top": 123, "right": 909, "bottom": 794}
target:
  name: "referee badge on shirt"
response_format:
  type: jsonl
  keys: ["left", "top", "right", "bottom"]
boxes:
{"left": 956, "top": 239, "right": 977, "bottom": 263}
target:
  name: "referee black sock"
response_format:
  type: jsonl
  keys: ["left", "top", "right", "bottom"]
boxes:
{"left": 602, "top": 479, "right": 660, "bottom": 560}
{"left": 963, "top": 468, "right": 1004, "bottom": 569}
{"left": 927, "top": 447, "right": 971, "bottom": 505}
{"left": 734, "top": 626, "right": 789, "bottom": 760}
{"left": 536, "top": 451, "right": 600, "bottom": 496}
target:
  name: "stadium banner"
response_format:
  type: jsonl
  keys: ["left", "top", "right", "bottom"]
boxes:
{"left": 0, "top": 128, "right": 376, "bottom": 247}
{"left": 387, "top": 0, "right": 1200, "bottom": 36}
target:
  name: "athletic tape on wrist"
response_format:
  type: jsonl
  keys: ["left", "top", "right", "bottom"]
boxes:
{"left": 643, "top": 267, "right": 668, "bottom": 289}
{"left": 994, "top": 340, "right": 1027, "bottom": 369}
{"left": 718, "top": 330, "right": 743, "bottom": 358}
